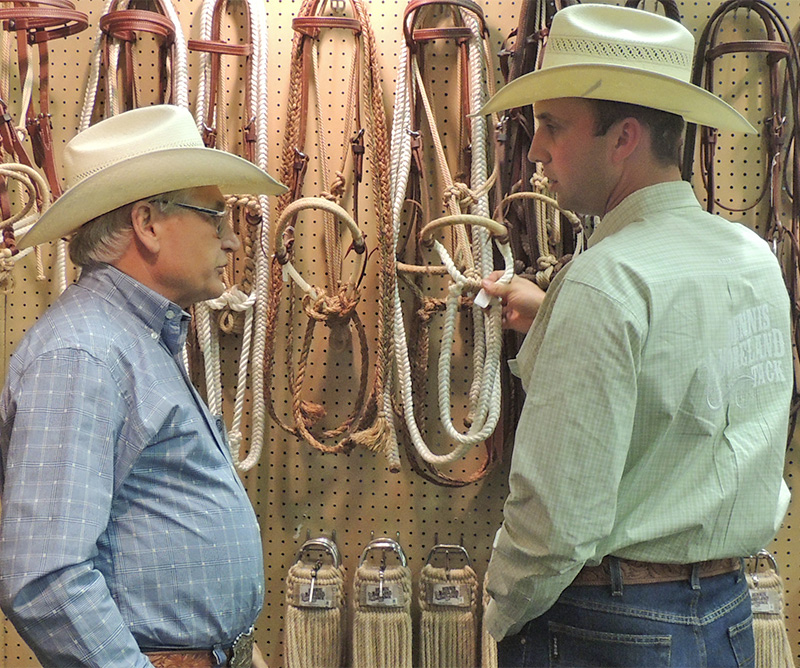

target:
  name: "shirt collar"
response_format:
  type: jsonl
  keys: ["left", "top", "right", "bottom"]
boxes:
{"left": 588, "top": 181, "right": 701, "bottom": 249}
{"left": 78, "top": 264, "right": 191, "bottom": 357}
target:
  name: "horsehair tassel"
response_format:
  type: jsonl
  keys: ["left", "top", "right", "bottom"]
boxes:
{"left": 481, "top": 571, "right": 498, "bottom": 668}
{"left": 352, "top": 562, "right": 413, "bottom": 668}
{"left": 419, "top": 563, "right": 479, "bottom": 668}
{"left": 747, "top": 566, "right": 794, "bottom": 668}
{"left": 285, "top": 560, "right": 347, "bottom": 668}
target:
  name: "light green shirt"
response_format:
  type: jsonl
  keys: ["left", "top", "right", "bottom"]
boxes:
{"left": 485, "top": 181, "right": 792, "bottom": 640}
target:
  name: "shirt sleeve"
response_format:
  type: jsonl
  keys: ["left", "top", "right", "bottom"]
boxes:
{"left": 485, "top": 279, "right": 644, "bottom": 640}
{"left": 0, "top": 349, "right": 153, "bottom": 668}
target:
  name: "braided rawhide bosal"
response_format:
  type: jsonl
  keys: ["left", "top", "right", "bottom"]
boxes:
{"left": 79, "top": 0, "right": 189, "bottom": 131}
{"left": 0, "top": 0, "right": 86, "bottom": 292}
{"left": 188, "top": 0, "right": 270, "bottom": 471}
{"left": 264, "top": 197, "right": 371, "bottom": 455}
{"left": 682, "top": 0, "right": 800, "bottom": 439}
{"left": 268, "top": 0, "right": 398, "bottom": 467}
{"left": 390, "top": 0, "right": 509, "bottom": 485}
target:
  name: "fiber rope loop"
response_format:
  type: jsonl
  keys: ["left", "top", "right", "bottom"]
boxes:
{"left": 421, "top": 213, "right": 513, "bottom": 447}
{"left": 189, "top": 0, "right": 270, "bottom": 472}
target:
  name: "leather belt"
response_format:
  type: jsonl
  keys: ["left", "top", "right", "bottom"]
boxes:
{"left": 572, "top": 556, "right": 741, "bottom": 587}
{"left": 144, "top": 627, "right": 254, "bottom": 668}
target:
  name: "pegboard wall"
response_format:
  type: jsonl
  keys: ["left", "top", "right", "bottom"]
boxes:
{"left": 1, "top": 0, "right": 799, "bottom": 666}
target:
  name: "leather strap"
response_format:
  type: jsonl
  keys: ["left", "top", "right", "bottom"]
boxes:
{"left": 572, "top": 557, "right": 741, "bottom": 586}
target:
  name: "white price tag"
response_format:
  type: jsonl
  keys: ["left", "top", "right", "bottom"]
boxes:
{"left": 474, "top": 288, "right": 491, "bottom": 309}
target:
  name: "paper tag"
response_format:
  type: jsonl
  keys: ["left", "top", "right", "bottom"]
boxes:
{"left": 295, "top": 583, "right": 337, "bottom": 609}
{"left": 282, "top": 263, "right": 290, "bottom": 282}
{"left": 428, "top": 582, "right": 472, "bottom": 607}
{"left": 474, "top": 288, "right": 491, "bottom": 309}
{"left": 361, "top": 581, "right": 405, "bottom": 608}
{"left": 749, "top": 588, "right": 783, "bottom": 615}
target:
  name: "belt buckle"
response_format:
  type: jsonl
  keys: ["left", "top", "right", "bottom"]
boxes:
{"left": 229, "top": 627, "right": 255, "bottom": 668}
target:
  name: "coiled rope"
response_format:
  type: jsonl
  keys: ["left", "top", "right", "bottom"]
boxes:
{"left": 189, "top": 0, "right": 270, "bottom": 471}
{"left": 390, "top": 0, "right": 511, "bottom": 483}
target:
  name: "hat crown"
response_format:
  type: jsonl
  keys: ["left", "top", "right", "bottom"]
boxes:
{"left": 542, "top": 4, "right": 694, "bottom": 82}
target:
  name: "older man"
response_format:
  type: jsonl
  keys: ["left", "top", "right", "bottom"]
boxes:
{"left": 479, "top": 5, "right": 792, "bottom": 667}
{"left": 0, "top": 105, "right": 285, "bottom": 668}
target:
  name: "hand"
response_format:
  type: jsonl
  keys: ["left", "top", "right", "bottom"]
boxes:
{"left": 251, "top": 642, "right": 269, "bottom": 668}
{"left": 481, "top": 271, "right": 545, "bottom": 333}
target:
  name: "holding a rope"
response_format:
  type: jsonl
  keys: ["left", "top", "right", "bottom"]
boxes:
{"left": 478, "top": 6, "right": 792, "bottom": 667}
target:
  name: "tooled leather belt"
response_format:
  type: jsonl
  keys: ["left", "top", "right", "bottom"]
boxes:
{"left": 572, "top": 556, "right": 741, "bottom": 586}
{"left": 144, "top": 627, "right": 254, "bottom": 668}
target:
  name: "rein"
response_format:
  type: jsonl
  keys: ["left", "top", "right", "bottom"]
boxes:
{"left": 265, "top": 0, "right": 397, "bottom": 465}
{"left": 188, "top": 0, "right": 271, "bottom": 471}
{"left": 390, "top": 0, "right": 510, "bottom": 485}
{"left": 80, "top": 0, "right": 189, "bottom": 130}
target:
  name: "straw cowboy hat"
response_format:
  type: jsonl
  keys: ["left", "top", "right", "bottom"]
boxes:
{"left": 480, "top": 3, "right": 757, "bottom": 135}
{"left": 18, "top": 104, "right": 287, "bottom": 250}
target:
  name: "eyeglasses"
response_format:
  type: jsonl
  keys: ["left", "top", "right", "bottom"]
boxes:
{"left": 150, "top": 200, "right": 228, "bottom": 238}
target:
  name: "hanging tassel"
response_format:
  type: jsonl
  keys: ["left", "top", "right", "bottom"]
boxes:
{"left": 747, "top": 551, "right": 794, "bottom": 668}
{"left": 284, "top": 536, "right": 346, "bottom": 668}
{"left": 418, "top": 541, "right": 479, "bottom": 668}
{"left": 481, "top": 570, "right": 498, "bottom": 668}
{"left": 352, "top": 537, "right": 413, "bottom": 668}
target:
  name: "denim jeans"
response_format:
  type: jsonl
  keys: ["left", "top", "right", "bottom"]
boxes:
{"left": 497, "top": 566, "right": 754, "bottom": 668}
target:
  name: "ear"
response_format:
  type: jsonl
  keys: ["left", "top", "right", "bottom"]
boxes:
{"left": 610, "top": 117, "right": 644, "bottom": 164}
{"left": 130, "top": 200, "right": 161, "bottom": 254}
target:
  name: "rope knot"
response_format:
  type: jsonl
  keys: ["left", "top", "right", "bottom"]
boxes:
{"left": 444, "top": 182, "right": 476, "bottom": 208}
{"left": 303, "top": 285, "right": 361, "bottom": 351}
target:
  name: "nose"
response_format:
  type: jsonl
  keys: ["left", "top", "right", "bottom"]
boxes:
{"left": 221, "top": 221, "right": 241, "bottom": 253}
{"left": 528, "top": 127, "right": 547, "bottom": 165}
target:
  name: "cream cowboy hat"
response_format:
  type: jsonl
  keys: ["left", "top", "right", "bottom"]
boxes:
{"left": 18, "top": 104, "right": 287, "bottom": 250}
{"left": 480, "top": 3, "right": 757, "bottom": 135}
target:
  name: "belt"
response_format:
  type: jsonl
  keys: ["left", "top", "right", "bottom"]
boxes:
{"left": 572, "top": 556, "right": 741, "bottom": 587}
{"left": 145, "top": 627, "right": 254, "bottom": 668}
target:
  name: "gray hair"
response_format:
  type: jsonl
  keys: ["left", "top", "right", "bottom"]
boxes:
{"left": 68, "top": 188, "right": 198, "bottom": 268}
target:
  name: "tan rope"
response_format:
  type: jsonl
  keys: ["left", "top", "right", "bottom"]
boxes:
{"left": 419, "top": 563, "right": 479, "bottom": 668}
{"left": 747, "top": 567, "right": 794, "bottom": 668}
{"left": 285, "top": 561, "right": 347, "bottom": 668}
{"left": 481, "top": 571, "right": 498, "bottom": 668}
{"left": 352, "top": 562, "right": 413, "bottom": 668}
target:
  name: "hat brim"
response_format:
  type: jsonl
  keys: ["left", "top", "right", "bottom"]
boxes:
{"left": 17, "top": 146, "right": 288, "bottom": 249}
{"left": 480, "top": 64, "right": 758, "bottom": 135}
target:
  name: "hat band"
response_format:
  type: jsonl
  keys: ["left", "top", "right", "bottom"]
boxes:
{"left": 546, "top": 36, "right": 693, "bottom": 73}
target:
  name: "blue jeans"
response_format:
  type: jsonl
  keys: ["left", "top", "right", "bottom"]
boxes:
{"left": 497, "top": 566, "right": 754, "bottom": 667}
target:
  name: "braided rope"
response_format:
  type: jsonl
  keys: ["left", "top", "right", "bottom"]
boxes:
{"left": 481, "top": 570, "right": 498, "bottom": 668}
{"left": 390, "top": 2, "right": 510, "bottom": 468}
{"left": 190, "top": 0, "right": 269, "bottom": 470}
{"left": 265, "top": 1, "right": 398, "bottom": 465}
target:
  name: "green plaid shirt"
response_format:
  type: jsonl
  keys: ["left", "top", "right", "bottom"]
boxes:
{"left": 485, "top": 181, "right": 792, "bottom": 640}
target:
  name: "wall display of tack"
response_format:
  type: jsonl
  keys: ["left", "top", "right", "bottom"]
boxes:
{"left": 1, "top": 1, "right": 799, "bottom": 667}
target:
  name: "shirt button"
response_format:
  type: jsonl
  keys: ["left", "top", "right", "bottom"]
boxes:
{"left": 151, "top": 331, "right": 159, "bottom": 340}
{"left": 165, "top": 310, "right": 175, "bottom": 320}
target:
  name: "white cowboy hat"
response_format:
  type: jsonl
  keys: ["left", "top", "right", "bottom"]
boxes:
{"left": 480, "top": 3, "right": 757, "bottom": 135}
{"left": 18, "top": 104, "right": 288, "bottom": 250}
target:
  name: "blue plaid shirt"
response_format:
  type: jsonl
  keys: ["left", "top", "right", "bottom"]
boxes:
{"left": 0, "top": 264, "right": 264, "bottom": 668}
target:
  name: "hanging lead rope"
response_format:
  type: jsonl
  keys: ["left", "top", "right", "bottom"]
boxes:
{"left": 746, "top": 550, "right": 794, "bottom": 668}
{"left": 419, "top": 540, "right": 479, "bottom": 668}
{"left": 390, "top": 0, "right": 511, "bottom": 484}
{"left": 188, "top": 0, "right": 270, "bottom": 471}
{"left": 352, "top": 537, "right": 413, "bottom": 668}
{"left": 285, "top": 535, "right": 347, "bottom": 668}
{"left": 266, "top": 0, "right": 398, "bottom": 467}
